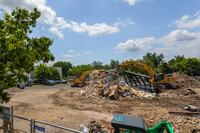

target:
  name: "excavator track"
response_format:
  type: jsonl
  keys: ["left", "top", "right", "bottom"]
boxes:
{"left": 154, "top": 84, "right": 166, "bottom": 93}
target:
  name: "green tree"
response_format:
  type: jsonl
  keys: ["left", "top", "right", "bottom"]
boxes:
{"left": 91, "top": 61, "right": 103, "bottom": 69}
{"left": 168, "top": 55, "right": 185, "bottom": 72}
{"left": 143, "top": 53, "right": 164, "bottom": 72}
{"left": 50, "top": 67, "right": 61, "bottom": 80}
{"left": 158, "top": 62, "right": 171, "bottom": 74}
{"left": 110, "top": 59, "right": 119, "bottom": 69}
{"left": 68, "top": 65, "right": 91, "bottom": 77}
{"left": 178, "top": 58, "right": 200, "bottom": 76}
{"left": 53, "top": 61, "right": 72, "bottom": 78}
{"left": 34, "top": 64, "right": 52, "bottom": 80}
{"left": 0, "top": 8, "right": 54, "bottom": 103}
{"left": 104, "top": 64, "right": 110, "bottom": 70}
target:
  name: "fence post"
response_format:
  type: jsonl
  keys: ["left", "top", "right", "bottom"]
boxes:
{"left": 11, "top": 106, "right": 13, "bottom": 132}
{"left": 31, "top": 119, "right": 35, "bottom": 133}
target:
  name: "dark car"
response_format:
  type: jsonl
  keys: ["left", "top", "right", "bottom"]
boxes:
{"left": 54, "top": 80, "right": 61, "bottom": 84}
{"left": 41, "top": 80, "right": 56, "bottom": 86}
{"left": 60, "top": 79, "right": 67, "bottom": 83}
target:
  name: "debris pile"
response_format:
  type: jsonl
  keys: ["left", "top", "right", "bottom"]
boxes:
{"left": 5, "top": 87, "right": 24, "bottom": 94}
{"left": 81, "top": 70, "right": 155, "bottom": 99}
{"left": 173, "top": 72, "right": 200, "bottom": 88}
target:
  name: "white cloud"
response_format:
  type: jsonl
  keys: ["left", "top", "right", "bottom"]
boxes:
{"left": 160, "top": 29, "right": 199, "bottom": 45}
{"left": 122, "top": 0, "right": 142, "bottom": 6}
{"left": 0, "top": 0, "right": 127, "bottom": 38}
{"left": 68, "top": 50, "right": 75, "bottom": 53}
{"left": 45, "top": 60, "right": 56, "bottom": 66}
{"left": 62, "top": 55, "right": 75, "bottom": 58}
{"left": 123, "top": 55, "right": 143, "bottom": 61}
{"left": 0, "top": 0, "right": 56, "bottom": 25}
{"left": 70, "top": 22, "right": 119, "bottom": 36}
{"left": 114, "top": 29, "right": 200, "bottom": 59}
{"left": 174, "top": 11, "right": 200, "bottom": 29}
{"left": 114, "top": 37, "right": 155, "bottom": 53}
{"left": 63, "top": 59, "right": 72, "bottom": 62}
{"left": 49, "top": 27, "right": 64, "bottom": 39}
{"left": 155, "top": 41, "right": 200, "bottom": 59}
{"left": 56, "top": 17, "right": 71, "bottom": 29}
{"left": 77, "top": 54, "right": 82, "bottom": 56}
{"left": 155, "top": 30, "right": 200, "bottom": 58}
{"left": 114, "top": 19, "right": 135, "bottom": 27}
{"left": 83, "top": 51, "right": 92, "bottom": 54}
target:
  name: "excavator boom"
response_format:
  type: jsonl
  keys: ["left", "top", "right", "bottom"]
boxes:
{"left": 147, "top": 121, "right": 174, "bottom": 133}
{"left": 116, "top": 61, "right": 177, "bottom": 92}
{"left": 70, "top": 69, "right": 93, "bottom": 87}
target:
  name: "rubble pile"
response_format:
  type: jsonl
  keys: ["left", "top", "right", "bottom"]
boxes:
{"left": 173, "top": 72, "right": 200, "bottom": 88}
{"left": 81, "top": 70, "right": 155, "bottom": 99}
{"left": 5, "top": 87, "right": 24, "bottom": 94}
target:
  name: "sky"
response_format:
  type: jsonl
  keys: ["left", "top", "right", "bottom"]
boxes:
{"left": 0, "top": 0, "right": 200, "bottom": 66}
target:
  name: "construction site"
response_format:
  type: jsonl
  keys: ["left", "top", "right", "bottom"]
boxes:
{"left": 1, "top": 1, "right": 200, "bottom": 132}
{"left": 5, "top": 67, "right": 200, "bottom": 133}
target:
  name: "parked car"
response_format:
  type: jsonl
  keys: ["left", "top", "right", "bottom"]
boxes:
{"left": 60, "top": 79, "right": 67, "bottom": 83}
{"left": 41, "top": 80, "right": 56, "bottom": 86}
{"left": 17, "top": 82, "right": 25, "bottom": 89}
{"left": 54, "top": 80, "right": 61, "bottom": 84}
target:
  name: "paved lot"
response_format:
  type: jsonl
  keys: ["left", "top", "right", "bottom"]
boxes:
{"left": 26, "top": 84, "right": 71, "bottom": 91}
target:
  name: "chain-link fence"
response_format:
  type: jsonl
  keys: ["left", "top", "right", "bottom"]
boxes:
{"left": 34, "top": 120, "right": 82, "bottom": 133}
{"left": 12, "top": 115, "right": 31, "bottom": 133}
{"left": 0, "top": 113, "right": 82, "bottom": 133}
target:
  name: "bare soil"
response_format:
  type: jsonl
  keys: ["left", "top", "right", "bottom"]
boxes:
{"left": 6, "top": 85, "right": 200, "bottom": 133}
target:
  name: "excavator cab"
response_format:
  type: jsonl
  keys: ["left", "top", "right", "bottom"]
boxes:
{"left": 154, "top": 73, "right": 165, "bottom": 82}
{"left": 111, "top": 115, "right": 174, "bottom": 133}
{"left": 79, "top": 114, "right": 174, "bottom": 133}
{"left": 111, "top": 115, "right": 147, "bottom": 133}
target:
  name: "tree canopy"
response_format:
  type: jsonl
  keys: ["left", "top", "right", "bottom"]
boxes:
{"left": 91, "top": 61, "right": 104, "bottom": 69}
{"left": 68, "top": 65, "right": 92, "bottom": 77}
{"left": 34, "top": 64, "right": 60, "bottom": 80}
{"left": 0, "top": 8, "right": 54, "bottom": 103}
{"left": 34, "top": 64, "right": 52, "bottom": 80}
{"left": 110, "top": 60, "right": 119, "bottom": 69}
{"left": 53, "top": 61, "right": 72, "bottom": 78}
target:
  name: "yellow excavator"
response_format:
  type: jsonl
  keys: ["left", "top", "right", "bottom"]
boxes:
{"left": 115, "top": 61, "right": 177, "bottom": 92}
{"left": 69, "top": 69, "right": 93, "bottom": 87}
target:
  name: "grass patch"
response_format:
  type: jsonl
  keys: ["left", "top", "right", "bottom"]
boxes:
{"left": 32, "top": 84, "right": 45, "bottom": 87}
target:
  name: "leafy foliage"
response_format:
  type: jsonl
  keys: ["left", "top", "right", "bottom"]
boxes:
{"left": 34, "top": 64, "right": 52, "bottom": 80}
{"left": 68, "top": 65, "right": 92, "bottom": 77}
{"left": 0, "top": 8, "right": 54, "bottom": 103}
{"left": 91, "top": 61, "right": 104, "bottom": 69}
{"left": 177, "top": 58, "right": 200, "bottom": 76}
{"left": 53, "top": 61, "right": 72, "bottom": 78}
{"left": 50, "top": 67, "right": 61, "bottom": 80}
{"left": 143, "top": 53, "right": 164, "bottom": 72}
{"left": 34, "top": 64, "right": 61, "bottom": 80}
{"left": 110, "top": 60, "right": 119, "bottom": 69}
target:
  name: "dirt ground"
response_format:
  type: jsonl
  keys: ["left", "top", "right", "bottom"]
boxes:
{"left": 6, "top": 84, "right": 200, "bottom": 133}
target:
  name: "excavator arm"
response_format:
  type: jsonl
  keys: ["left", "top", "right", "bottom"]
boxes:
{"left": 70, "top": 69, "right": 94, "bottom": 87}
{"left": 116, "top": 61, "right": 177, "bottom": 84}
{"left": 146, "top": 121, "right": 174, "bottom": 133}
{"left": 74, "top": 69, "right": 93, "bottom": 83}
{"left": 116, "top": 61, "right": 156, "bottom": 82}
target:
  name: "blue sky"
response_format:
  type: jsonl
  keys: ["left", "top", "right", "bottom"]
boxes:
{"left": 1, "top": 0, "right": 200, "bottom": 65}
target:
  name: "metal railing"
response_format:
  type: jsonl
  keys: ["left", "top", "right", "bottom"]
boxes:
{"left": 0, "top": 113, "right": 82, "bottom": 133}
